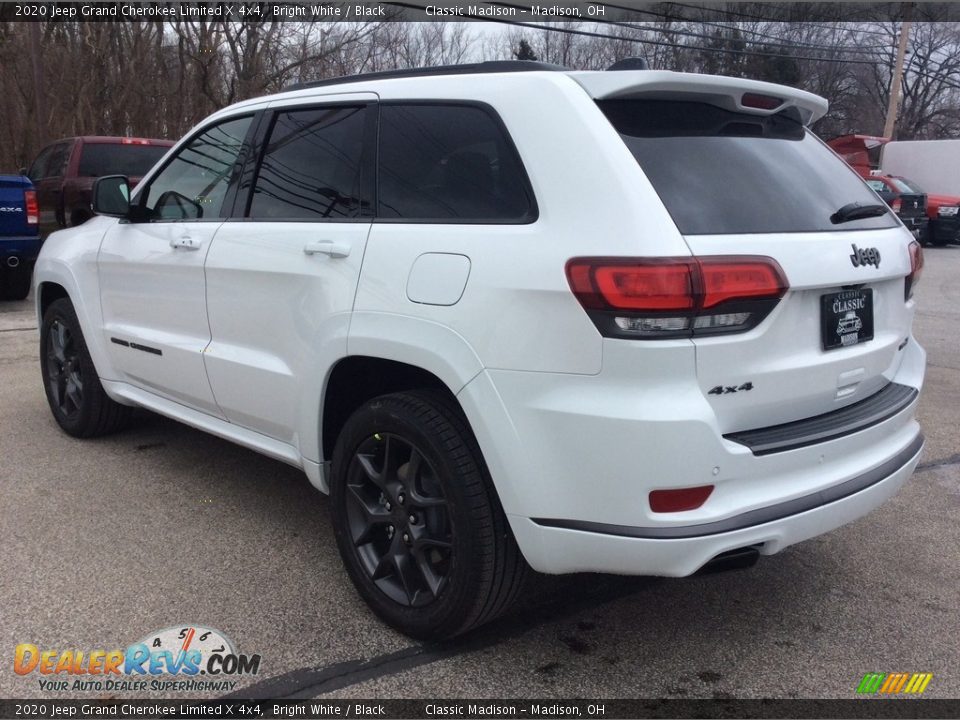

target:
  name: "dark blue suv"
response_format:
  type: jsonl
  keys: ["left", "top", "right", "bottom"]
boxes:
{"left": 0, "top": 174, "right": 40, "bottom": 300}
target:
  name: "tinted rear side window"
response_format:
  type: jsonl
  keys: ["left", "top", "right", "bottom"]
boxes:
{"left": 377, "top": 104, "right": 535, "bottom": 222}
{"left": 78, "top": 144, "right": 169, "bottom": 177}
{"left": 250, "top": 106, "right": 369, "bottom": 220}
{"left": 599, "top": 100, "right": 897, "bottom": 235}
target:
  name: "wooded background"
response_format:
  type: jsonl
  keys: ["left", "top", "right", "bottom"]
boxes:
{"left": 2, "top": 4, "right": 959, "bottom": 171}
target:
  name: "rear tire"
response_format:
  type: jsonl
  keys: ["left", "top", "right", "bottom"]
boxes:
{"left": 40, "top": 298, "right": 132, "bottom": 437}
{"left": 330, "top": 390, "right": 529, "bottom": 640}
{"left": 925, "top": 221, "right": 947, "bottom": 247}
{"left": 1, "top": 264, "right": 32, "bottom": 300}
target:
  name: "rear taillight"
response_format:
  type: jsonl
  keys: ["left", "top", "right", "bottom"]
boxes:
{"left": 905, "top": 240, "right": 923, "bottom": 301}
{"left": 566, "top": 256, "right": 788, "bottom": 339}
{"left": 23, "top": 190, "right": 38, "bottom": 225}
{"left": 892, "top": 198, "right": 902, "bottom": 213}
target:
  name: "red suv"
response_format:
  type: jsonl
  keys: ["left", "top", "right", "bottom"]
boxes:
{"left": 26, "top": 136, "right": 173, "bottom": 239}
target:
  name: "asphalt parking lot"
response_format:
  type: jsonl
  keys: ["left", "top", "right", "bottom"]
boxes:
{"left": 2, "top": 246, "right": 958, "bottom": 702}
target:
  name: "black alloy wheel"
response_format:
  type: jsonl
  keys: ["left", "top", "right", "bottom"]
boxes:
{"left": 330, "top": 390, "right": 529, "bottom": 640}
{"left": 40, "top": 298, "right": 131, "bottom": 437}
{"left": 344, "top": 432, "right": 452, "bottom": 607}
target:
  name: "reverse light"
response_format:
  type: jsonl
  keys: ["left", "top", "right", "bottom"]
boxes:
{"left": 566, "top": 256, "right": 788, "bottom": 339}
{"left": 649, "top": 485, "right": 714, "bottom": 513}
{"left": 905, "top": 240, "right": 923, "bottom": 301}
{"left": 937, "top": 206, "right": 959, "bottom": 217}
{"left": 23, "top": 190, "right": 38, "bottom": 225}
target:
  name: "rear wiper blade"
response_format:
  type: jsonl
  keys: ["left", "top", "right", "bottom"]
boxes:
{"left": 830, "top": 202, "right": 889, "bottom": 225}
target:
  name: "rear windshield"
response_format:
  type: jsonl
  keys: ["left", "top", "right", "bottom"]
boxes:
{"left": 78, "top": 143, "right": 169, "bottom": 178}
{"left": 599, "top": 99, "right": 898, "bottom": 235}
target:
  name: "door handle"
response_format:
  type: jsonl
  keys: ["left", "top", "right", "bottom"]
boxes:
{"left": 304, "top": 240, "right": 351, "bottom": 258}
{"left": 170, "top": 235, "right": 201, "bottom": 251}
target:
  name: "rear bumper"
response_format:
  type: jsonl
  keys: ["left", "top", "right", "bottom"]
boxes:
{"left": 1, "top": 236, "right": 41, "bottom": 263}
{"left": 459, "top": 332, "right": 925, "bottom": 576}
{"left": 531, "top": 432, "right": 921, "bottom": 542}
{"left": 511, "top": 432, "right": 922, "bottom": 575}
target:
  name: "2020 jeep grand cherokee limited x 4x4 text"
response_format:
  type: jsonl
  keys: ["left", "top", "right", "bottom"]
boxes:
{"left": 33, "top": 61, "right": 925, "bottom": 639}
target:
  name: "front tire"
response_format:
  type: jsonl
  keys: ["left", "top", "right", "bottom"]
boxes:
{"left": 330, "top": 391, "right": 528, "bottom": 640}
{"left": 40, "top": 298, "right": 131, "bottom": 437}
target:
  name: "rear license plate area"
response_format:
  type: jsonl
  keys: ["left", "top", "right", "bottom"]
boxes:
{"left": 821, "top": 289, "right": 874, "bottom": 350}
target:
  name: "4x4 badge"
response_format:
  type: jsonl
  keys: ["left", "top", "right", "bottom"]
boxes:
{"left": 850, "top": 244, "right": 881, "bottom": 268}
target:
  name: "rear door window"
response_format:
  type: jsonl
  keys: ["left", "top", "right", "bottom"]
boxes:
{"left": 599, "top": 99, "right": 897, "bottom": 235}
{"left": 248, "top": 105, "right": 370, "bottom": 220}
{"left": 31, "top": 142, "right": 70, "bottom": 180}
{"left": 377, "top": 103, "right": 536, "bottom": 222}
{"left": 28, "top": 145, "right": 55, "bottom": 180}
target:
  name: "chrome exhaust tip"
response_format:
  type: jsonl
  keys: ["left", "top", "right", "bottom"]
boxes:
{"left": 696, "top": 545, "right": 761, "bottom": 575}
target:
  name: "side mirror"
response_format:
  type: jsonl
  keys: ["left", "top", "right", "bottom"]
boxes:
{"left": 18, "top": 167, "right": 27, "bottom": 177}
{"left": 92, "top": 175, "right": 131, "bottom": 218}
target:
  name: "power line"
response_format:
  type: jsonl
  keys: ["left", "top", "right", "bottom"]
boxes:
{"left": 492, "top": 16, "right": 960, "bottom": 92}
{"left": 592, "top": 14, "right": 892, "bottom": 58}
{"left": 663, "top": 1, "right": 903, "bottom": 34}
{"left": 496, "top": 19, "right": 884, "bottom": 65}
{"left": 598, "top": 1, "right": 892, "bottom": 51}
{"left": 475, "top": 1, "right": 900, "bottom": 60}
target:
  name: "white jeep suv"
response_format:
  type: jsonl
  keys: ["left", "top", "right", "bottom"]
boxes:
{"left": 34, "top": 61, "right": 926, "bottom": 639}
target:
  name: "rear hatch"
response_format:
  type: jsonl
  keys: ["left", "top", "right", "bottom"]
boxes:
{"left": 886, "top": 177, "right": 927, "bottom": 228}
{"left": 583, "top": 75, "right": 916, "bottom": 432}
{"left": 0, "top": 175, "right": 37, "bottom": 237}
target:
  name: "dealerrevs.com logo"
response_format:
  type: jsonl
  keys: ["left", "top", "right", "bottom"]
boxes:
{"left": 14, "top": 625, "right": 261, "bottom": 693}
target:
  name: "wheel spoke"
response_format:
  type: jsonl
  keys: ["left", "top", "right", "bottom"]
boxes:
{"left": 412, "top": 548, "right": 445, "bottom": 597}
{"left": 345, "top": 483, "right": 392, "bottom": 546}
{"left": 381, "top": 435, "right": 400, "bottom": 484}
{"left": 404, "top": 447, "right": 422, "bottom": 482}
{"left": 392, "top": 551, "right": 421, "bottom": 605}
{"left": 355, "top": 453, "right": 387, "bottom": 490}
{"left": 50, "top": 372, "right": 65, "bottom": 409}
{"left": 371, "top": 549, "right": 394, "bottom": 581}
{"left": 57, "top": 323, "right": 70, "bottom": 359}
{"left": 406, "top": 487, "right": 446, "bottom": 509}
{"left": 65, "top": 378, "right": 82, "bottom": 413}
{"left": 414, "top": 536, "right": 452, "bottom": 551}
{"left": 50, "top": 324, "right": 66, "bottom": 364}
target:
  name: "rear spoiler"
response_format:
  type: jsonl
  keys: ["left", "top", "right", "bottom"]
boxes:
{"left": 569, "top": 70, "right": 828, "bottom": 126}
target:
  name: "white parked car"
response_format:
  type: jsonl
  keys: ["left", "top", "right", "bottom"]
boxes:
{"left": 34, "top": 61, "right": 926, "bottom": 639}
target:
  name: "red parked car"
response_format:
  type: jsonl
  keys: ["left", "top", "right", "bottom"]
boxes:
{"left": 25, "top": 136, "right": 173, "bottom": 239}
{"left": 861, "top": 173, "right": 929, "bottom": 241}
{"left": 828, "top": 134, "right": 959, "bottom": 246}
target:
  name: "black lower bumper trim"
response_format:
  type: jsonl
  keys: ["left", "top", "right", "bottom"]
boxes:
{"left": 532, "top": 433, "right": 923, "bottom": 540}
{"left": 725, "top": 382, "right": 918, "bottom": 456}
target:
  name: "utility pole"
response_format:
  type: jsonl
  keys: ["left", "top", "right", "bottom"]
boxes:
{"left": 883, "top": 7, "right": 913, "bottom": 139}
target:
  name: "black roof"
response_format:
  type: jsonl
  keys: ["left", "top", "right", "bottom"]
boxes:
{"left": 285, "top": 61, "right": 570, "bottom": 92}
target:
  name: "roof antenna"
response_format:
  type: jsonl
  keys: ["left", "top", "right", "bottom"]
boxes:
{"left": 607, "top": 58, "right": 649, "bottom": 71}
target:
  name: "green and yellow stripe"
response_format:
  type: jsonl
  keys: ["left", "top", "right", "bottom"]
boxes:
{"left": 856, "top": 672, "right": 933, "bottom": 695}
